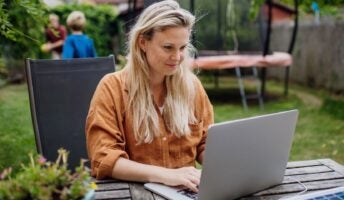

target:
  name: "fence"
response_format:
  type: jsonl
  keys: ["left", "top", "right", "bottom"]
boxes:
{"left": 268, "top": 19, "right": 344, "bottom": 93}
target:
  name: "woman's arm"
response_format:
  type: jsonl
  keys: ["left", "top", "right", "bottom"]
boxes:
{"left": 113, "top": 157, "right": 201, "bottom": 192}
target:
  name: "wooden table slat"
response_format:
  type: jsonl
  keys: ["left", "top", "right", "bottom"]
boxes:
{"left": 285, "top": 165, "right": 333, "bottom": 176}
{"left": 282, "top": 171, "right": 344, "bottom": 183}
{"left": 96, "top": 182, "right": 130, "bottom": 191}
{"left": 286, "top": 160, "right": 322, "bottom": 168}
{"left": 318, "top": 159, "right": 344, "bottom": 175}
{"left": 94, "top": 179, "right": 123, "bottom": 184}
{"left": 95, "top": 189, "right": 131, "bottom": 200}
{"left": 254, "top": 179, "right": 344, "bottom": 196}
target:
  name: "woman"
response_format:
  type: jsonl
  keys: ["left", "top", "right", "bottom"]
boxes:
{"left": 86, "top": 0, "right": 213, "bottom": 192}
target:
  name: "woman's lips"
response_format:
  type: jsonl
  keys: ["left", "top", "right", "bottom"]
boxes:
{"left": 166, "top": 63, "right": 178, "bottom": 68}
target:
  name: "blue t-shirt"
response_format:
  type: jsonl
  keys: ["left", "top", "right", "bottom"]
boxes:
{"left": 62, "top": 34, "right": 97, "bottom": 59}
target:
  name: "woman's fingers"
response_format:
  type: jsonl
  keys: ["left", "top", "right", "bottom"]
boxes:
{"left": 184, "top": 178, "right": 199, "bottom": 192}
{"left": 162, "top": 166, "right": 201, "bottom": 192}
{"left": 182, "top": 167, "right": 201, "bottom": 192}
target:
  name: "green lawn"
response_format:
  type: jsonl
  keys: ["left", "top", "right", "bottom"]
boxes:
{"left": 202, "top": 76, "right": 344, "bottom": 164}
{"left": 0, "top": 84, "right": 36, "bottom": 172}
{"left": 0, "top": 78, "right": 343, "bottom": 173}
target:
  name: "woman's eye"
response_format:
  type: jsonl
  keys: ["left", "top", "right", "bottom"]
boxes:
{"left": 163, "top": 46, "right": 172, "bottom": 50}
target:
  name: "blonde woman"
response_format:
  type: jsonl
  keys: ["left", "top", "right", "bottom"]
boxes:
{"left": 86, "top": 0, "right": 213, "bottom": 192}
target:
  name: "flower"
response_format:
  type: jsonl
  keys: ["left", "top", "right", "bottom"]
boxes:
{"left": 37, "top": 155, "right": 47, "bottom": 165}
{"left": 90, "top": 182, "right": 98, "bottom": 190}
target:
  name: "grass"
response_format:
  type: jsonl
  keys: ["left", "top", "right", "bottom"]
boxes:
{"left": 0, "top": 77, "right": 343, "bottom": 173}
{"left": 201, "top": 75, "right": 344, "bottom": 164}
{"left": 0, "top": 84, "right": 36, "bottom": 172}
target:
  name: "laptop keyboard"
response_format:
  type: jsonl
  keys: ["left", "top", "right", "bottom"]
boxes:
{"left": 177, "top": 188, "right": 199, "bottom": 200}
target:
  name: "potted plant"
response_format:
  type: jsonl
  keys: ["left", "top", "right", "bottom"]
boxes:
{"left": 0, "top": 149, "right": 97, "bottom": 200}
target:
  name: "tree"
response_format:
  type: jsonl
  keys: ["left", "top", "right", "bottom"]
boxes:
{"left": 0, "top": 0, "right": 47, "bottom": 43}
{"left": 0, "top": 0, "right": 47, "bottom": 82}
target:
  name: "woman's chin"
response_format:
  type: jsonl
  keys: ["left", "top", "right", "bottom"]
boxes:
{"left": 166, "top": 68, "right": 178, "bottom": 76}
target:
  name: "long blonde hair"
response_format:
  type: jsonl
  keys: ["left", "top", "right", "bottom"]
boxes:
{"left": 125, "top": 0, "right": 197, "bottom": 144}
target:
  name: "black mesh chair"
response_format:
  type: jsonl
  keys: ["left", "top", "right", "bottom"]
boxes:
{"left": 25, "top": 56, "right": 115, "bottom": 170}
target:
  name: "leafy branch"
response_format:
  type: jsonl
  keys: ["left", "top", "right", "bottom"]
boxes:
{"left": 0, "top": 0, "right": 47, "bottom": 42}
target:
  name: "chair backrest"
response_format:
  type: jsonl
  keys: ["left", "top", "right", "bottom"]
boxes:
{"left": 25, "top": 56, "right": 115, "bottom": 170}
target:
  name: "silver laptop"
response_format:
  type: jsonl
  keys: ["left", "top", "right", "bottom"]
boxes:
{"left": 144, "top": 110, "right": 299, "bottom": 200}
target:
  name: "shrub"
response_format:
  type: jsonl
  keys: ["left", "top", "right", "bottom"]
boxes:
{"left": 0, "top": 149, "right": 96, "bottom": 200}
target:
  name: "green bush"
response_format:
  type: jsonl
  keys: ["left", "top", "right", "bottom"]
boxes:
{"left": 0, "top": 0, "right": 47, "bottom": 59}
{"left": 0, "top": 0, "right": 47, "bottom": 82}
{"left": 0, "top": 149, "right": 96, "bottom": 200}
{"left": 51, "top": 4, "right": 121, "bottom": 57}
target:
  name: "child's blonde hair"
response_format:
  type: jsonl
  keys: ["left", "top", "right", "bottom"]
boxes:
{"left": 66, "top": 11, "right": 86, "bottom": 31}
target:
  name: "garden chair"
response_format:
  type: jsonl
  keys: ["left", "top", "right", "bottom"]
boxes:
{"left": 25, "top": 56, "right": 115, "bottom": 170}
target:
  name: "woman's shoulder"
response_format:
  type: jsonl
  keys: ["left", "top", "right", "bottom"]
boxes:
{"left": 189, "top": 72, "right": 203, "bottom": 89}
{"left": 99, "top": 69, "right": 128, "bottom": 89}
{"left": 188, "top": 72, "right": 209, "bottom": 100}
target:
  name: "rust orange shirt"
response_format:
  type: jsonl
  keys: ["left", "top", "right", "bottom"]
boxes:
{"left": 86, "top": 70, "right": 214, "bottom": 179}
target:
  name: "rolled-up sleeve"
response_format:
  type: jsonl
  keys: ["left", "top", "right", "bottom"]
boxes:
{"left": 85, "top": 75, "right": 129, "bottom": 179}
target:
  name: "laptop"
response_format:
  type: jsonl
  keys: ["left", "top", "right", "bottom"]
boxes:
{"left": 144, "top": 110, "right": 299, "bottom": 200}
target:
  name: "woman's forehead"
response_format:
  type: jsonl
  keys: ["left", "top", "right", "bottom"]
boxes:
{"left": 152, "top": 27, "right": 190, "bottom": 44}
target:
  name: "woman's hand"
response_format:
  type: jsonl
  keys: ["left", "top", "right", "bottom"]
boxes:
{"left": 160, "top": 166, "right": 201, "bottom": 192}
{"left": 112, "top": 158, "right": 201, "bottom": 192}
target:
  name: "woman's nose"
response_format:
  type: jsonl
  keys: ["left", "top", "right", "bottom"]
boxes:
{"left": 171, "top": 50, "right": 183, "bottom": 61}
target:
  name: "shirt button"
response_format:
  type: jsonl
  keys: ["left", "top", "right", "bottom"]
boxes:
{"left": 162, "top": 137, "right": 167, "bottom": 141}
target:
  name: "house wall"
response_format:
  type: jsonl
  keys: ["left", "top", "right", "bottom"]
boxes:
{"left": 268, "top": 19, "right": 344, "bottom": 93}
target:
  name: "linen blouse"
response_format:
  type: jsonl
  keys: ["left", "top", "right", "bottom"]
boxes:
{"left": 86, "top": 69, "right": 214, "bottom": 179}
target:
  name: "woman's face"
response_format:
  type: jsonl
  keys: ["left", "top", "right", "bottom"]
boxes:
{"left": 139, "top": 26, "right": 190, "bottom": 81}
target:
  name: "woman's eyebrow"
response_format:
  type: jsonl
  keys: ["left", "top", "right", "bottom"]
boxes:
{"left": 162, "top": 43, "right": 173, "bottom": 46}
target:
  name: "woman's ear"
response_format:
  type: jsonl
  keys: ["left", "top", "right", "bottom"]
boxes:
{"left": 138, "top": 34, "right": 146, "bottom": 53}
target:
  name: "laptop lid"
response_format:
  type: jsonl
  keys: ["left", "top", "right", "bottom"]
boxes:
{"left": 198, "top": 109, "right": 298, "bottom": 200}
{"left": 144, "top": 110, "right": 298, "bottom": 200}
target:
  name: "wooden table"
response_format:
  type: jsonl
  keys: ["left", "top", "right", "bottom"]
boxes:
{"left": 94, "top": 159, "right": 344, "bottom": 200}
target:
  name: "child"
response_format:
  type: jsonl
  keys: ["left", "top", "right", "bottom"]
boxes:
{"left": 42, "top": 14, "right": 67, "bottom": 59}
{"left": 62, "top": 11, "right": 97, "bottom": 59}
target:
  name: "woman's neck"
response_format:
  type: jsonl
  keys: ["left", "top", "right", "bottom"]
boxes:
{"left": 150, "top": 79, "right": 166, "bottom": 107}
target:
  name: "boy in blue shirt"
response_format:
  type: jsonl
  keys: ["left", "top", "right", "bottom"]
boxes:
{"left": 62, "top": 11, "right": 97, "bottom": 59}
